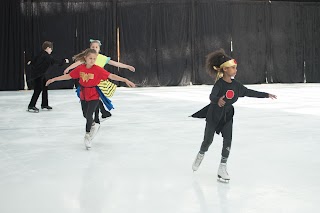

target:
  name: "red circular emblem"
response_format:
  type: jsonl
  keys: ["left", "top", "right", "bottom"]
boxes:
{"left": 226, "top": 90, "right": 234, "bottom": 99}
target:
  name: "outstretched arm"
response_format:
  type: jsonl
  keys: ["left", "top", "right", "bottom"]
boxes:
{"left": 108, "top": 60, "right": 135, "bottom": 72}
{"left": 49, "top": 56, "right": 69, "bottom": 66}
{"left": 108, "top": 73, "right": 135, "bottom": 87}
{"left": 64, "top": 61, "right": 83, "bottom": 74}
{"left": 46, "top": 74, "right": 72, "bottom": 86}
{"left": 268, "top": 94, "right": 277, "bottom": 99}
{"left": 239, "top": 84, "right": 277, "bottom": 99}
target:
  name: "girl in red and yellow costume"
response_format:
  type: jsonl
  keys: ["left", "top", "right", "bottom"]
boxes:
{"left": 46, "top": 49, "right": 135, "bottom": 150}
{"left": 64, "top": 39, "right": 135, "bottom": 121}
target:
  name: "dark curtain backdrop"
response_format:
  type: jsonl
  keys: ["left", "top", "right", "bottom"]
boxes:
{"left": 230, "top": 1, "right": 268, "bottom": 84}
{"left": 193, "top": 0, "right": 231, "bottom": 85}
{"left": 1, "top": 0, "right": 320, "bottom": 90}
{"left": 0, "top": 0, "right": 25, "bottom": 90}
{"left": 117, "top": 0, "right": 192, "bottom": 86}
{"left": 117, "top": 1, "right": 158, "bottom": 86}
{"left": 268, "top": 2, "right": 304, "bottom": 83}
{"left": 153, "top": 1, "right": 192, "bottom": 86}
{"left": 303, "top": 3, "right": 320, "bottom": 83}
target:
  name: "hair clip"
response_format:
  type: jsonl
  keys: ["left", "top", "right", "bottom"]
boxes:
{"left": 89, "top": 39, "right": 102, "bottom": 46}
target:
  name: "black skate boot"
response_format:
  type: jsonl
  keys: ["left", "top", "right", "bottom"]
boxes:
{"left": 100, "top": 111, "right": 112, "bottom": 122}
{"left": 41, "top": 105, "right": 53, "bottom": 110}
{"left": 27, "top": 106, "right": 39, "bottom": 113}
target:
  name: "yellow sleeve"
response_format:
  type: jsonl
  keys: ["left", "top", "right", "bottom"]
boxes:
{"left": 95, "top": 54, "right": 110, "bottom": 68}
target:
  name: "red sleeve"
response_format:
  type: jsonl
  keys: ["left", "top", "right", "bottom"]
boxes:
{"left": 95, "top": 65, "right": 110, "bottom": 80}
{"left": 69, "top": 65, "right": 82, "bottom": 79}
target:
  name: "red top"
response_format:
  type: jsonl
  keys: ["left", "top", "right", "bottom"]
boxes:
{"left": 69, "top": 64, "right": 110, "bottom": 101}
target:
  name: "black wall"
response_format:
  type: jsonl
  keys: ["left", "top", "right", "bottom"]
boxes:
{"left": 1, "top": 0, "right": 320, "bottom": 90}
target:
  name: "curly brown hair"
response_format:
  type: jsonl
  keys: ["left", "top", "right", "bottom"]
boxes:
{"left": 206, "top": 49, "right": 231, "bottom": 82}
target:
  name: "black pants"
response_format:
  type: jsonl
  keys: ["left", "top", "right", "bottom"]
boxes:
{"left": 28, "top": 75, "right": 48, "bottom": 108}
{"left": 200, "top": 119, "right": 233, "bottom": 159}
{"left": 81, "top": 100, "right": 100, "bottom": 133}
{"left": 95, "top": 100, "right": 110, "bottom": 118}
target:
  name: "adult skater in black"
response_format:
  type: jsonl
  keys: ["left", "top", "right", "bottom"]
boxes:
{"left": 27, "top": 41, "right": 69, "bottom": 112}
{"left": 191, "top": 49, "right": 277, "bottom": 183}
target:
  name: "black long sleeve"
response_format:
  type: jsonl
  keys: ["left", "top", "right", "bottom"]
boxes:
{"left": 31, "top": 51, "right": 64, "bottom": 71}
{"left": 209, "top": 83, "right": 221, "bottom": 103}
{"left": 29, "top": 50, "right": 65, "bottom": 79}
{"left": 238, "top": 83, "right": 269, "bottom": 98}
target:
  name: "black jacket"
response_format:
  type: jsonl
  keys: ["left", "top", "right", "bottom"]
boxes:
{"left": 28, "top": 50, "right": 65, "bottom": 80}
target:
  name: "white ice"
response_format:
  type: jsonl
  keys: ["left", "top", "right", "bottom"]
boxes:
{"left": 0, "top": 84, "right": 320, "bottom": 213}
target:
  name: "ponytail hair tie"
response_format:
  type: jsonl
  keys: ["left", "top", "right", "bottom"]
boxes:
{"left": 89, "top": 39, "right": 102, "bottom": 46}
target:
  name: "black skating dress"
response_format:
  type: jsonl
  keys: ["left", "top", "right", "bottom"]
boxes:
{"left": 191, "top": 78, "right": 269, "bottom": 134}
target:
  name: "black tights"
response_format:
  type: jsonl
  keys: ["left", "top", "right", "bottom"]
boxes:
{"left": 200, "top": 119, "right": 233, "bottom": 161}
{"left": 28, "top": 76, "right": 48, "bottom": 107}
{"left": 94, "top": 100, "right": 110, "bottom": 118}
{"left": 81, "top": 100, "right": 100, "bottom": 133}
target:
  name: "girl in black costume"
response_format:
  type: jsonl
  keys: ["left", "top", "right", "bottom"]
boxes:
{"left": 191, "top": 49, "right": 277, "bottom": 183}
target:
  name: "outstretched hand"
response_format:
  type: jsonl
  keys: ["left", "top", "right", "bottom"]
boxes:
{"left": 128, "top": 66, "right": 135, "bottom": 72}
{"left": 46, "top": 79, "right": 54, "bottom": 86}
{"left": 125, "top": 79, "right": 136, "bottom": 88}
{"left": 218, "top": 95, "right": 226, "bottom": 107}
{"left": 268, "top": 94, "right": 277, "bottom": 99}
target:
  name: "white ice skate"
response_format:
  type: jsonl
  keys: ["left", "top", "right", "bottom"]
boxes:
{"left": 89, "top": 123, "right": 100, "bottom": 140}
{"left": 217, "top": 163, "right": 230, "bottom": 183}
{"left": 84, "top": 133, "right": 92, "bottom": 150}
{"left": 192, "top": 152, "right": 205, "bottom": 172}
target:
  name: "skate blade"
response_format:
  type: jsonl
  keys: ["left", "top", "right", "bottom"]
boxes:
{"left": 85, "top": 144, "right": 91, "bottom": 150}
{"left": 217, "top": 177, "right": 230, "bottom": 183}
{"left": 27, "top": 109, "right": 39, "bottom": 113}
{"left": 100, "top": 117, "right": 110, "bottom": 122}
{"left": 84, "top": 140, "right": 91, "bottom": 150}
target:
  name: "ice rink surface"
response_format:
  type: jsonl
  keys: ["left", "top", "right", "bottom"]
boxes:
{"left": 0, "top": 83, "right": 319, "bottom": 213}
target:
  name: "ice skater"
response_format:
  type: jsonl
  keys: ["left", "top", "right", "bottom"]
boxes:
{"left": 46, "top": 48, "right": 135, "bottom": 149}
{"left": 191, "top": 49, "right": 277, "bottom": 183}
{"left": 63, "top": 39, "right": 135, "bottom": 121}
{"left": 27, "top": 41, "right": 69, "bottom": 112}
